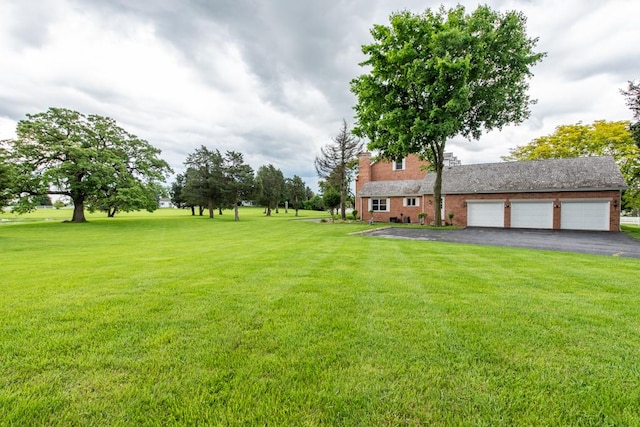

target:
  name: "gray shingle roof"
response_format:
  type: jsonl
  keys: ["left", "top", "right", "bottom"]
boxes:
{"left": 359, "top": 180, "right": 423, "bottom": 197}
{"left": 359, "top": 156, "right": 627, "bottom": 197}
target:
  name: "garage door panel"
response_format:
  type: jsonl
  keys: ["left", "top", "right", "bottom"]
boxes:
{"left": 511, "top": 202, "right": 553, "bottom": 229}
{"left": 467, "top": 202, "right": 504, "bottom": 227}
{"left": 561, "top": 201, "right": 609, "bottom": 231}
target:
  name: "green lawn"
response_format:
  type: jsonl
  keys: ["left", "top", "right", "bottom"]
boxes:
{"left": 1, "top": 208, "right": 639, "bottom": 425}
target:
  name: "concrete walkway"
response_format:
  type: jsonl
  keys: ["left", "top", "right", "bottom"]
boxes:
{"left": 362, "top": 227, "right": 640, "bottom": 258}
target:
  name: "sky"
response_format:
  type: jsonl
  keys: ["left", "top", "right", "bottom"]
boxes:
{"left": 1, "top": 0, "right": 639, "bottom": 192}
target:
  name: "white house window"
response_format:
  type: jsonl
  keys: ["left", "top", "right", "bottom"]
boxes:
{"left": 370, "top": 198, "right": 389, "bottom": 212}
{"left": 404, "top": 198, "right": 419, "bottom": 207}
{"left": 393, "top": 158, "right": 405, "bottom": 171}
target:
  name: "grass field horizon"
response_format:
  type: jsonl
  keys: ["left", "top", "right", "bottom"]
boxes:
{"left": 2, "top": 207, "right": 639, "bottom": 425}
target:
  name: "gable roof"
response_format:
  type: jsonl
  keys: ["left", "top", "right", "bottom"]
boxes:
{"left": 359, "top": 156, "right": 627, "bottom": 197}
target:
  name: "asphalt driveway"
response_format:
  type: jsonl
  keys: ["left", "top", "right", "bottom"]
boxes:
{"left": 362, "top": 227, "right": 640, "bottom": 258}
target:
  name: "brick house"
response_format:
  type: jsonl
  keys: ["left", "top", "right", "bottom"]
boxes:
{"left": 355, "top": 152, "right": 627, "bottom": 231}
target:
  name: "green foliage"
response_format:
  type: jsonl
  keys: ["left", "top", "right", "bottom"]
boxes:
{"left": 32, "top": 194, "right": 52, "bottom": 206}
{"left": 285, "top": 175, "right": 307, "bottom": 216}
{"left": 503, "top": 120, "right": 640, "bottom": 212}
{"left": 0, "top": 149, "right": 14, "bottom": 211}
{"left": 223, "top": 151, "right": 255, "bottom": 221}
{"left": 323, "top": 190, "right": 341, "bottom": 216}
{"left": 256, "top": 164, "right": 284, "bottom": 216}
{"left": 1, "top": 210, "right": 640, "bottom": 425}
{"left": 8, "top": 108, "right": 171, "bottom": 222}
{"left": 315, "top": 120, "right": 363, "bottom": 220}
{"left": 182, "top": 146, "right": 225, "bottom": 218}
{"left": 351, "top": 5, "right": 544, "bottom": 225}
{"left": 303, "top": 194, "right": 325, "bottom": 211}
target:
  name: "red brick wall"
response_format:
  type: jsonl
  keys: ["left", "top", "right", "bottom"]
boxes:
{"left": 361, "top": 191, "right": 622, "bottom": 230}
{"left": 355, "top": 152, "right": 428, "bottom": 220}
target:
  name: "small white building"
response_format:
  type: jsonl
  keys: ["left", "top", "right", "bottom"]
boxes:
{"left": 159, "top": 198, "right": 175, "bottom": 208}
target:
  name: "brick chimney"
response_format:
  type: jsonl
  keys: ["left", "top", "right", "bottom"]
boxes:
{"left": 355, "top": 152, "right": 372, "bottom": 217}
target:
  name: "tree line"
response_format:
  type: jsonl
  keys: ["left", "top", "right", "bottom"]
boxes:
{"left": 169, "top": 146, "right": 315, "bottom": 221}
{"left": 0, "top": 107, "right": 329, "bottom": 222}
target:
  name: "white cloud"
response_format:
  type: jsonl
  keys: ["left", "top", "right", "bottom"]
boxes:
{"left": 1, "top": 0, "right": 639, "bottom": 190}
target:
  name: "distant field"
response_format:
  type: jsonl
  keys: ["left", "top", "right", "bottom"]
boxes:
{"left": 1, "top": 207, "right": 639, "bottom": 425}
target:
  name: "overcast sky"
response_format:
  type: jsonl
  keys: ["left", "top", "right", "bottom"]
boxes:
{"left": 1, "top": 0, "right": 638, "bottom": 191}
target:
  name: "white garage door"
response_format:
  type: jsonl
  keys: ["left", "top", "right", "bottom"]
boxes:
{"left": 561, "top": 201, "right": 610, "bottom": 231}
{"left": 511, "top": 201, "right": 553, "bottom": 229}
{"left": 467, "top": 202, "right": 504, "bottom": 227}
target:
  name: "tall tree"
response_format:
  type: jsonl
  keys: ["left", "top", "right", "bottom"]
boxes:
{"left": 183, "top": 146, "right": 224, "bottom": 218}
{"left": 170, "top": 173, "right": 188, "bottom": 209}
{"left": 223, "top": 151, "right": 255, "bottom": 221}
{"left": 621, "top": 80, "right": 640, "bottom": 148}
{"left": 315, "top": 120, "right": 362, "bottom": 220}
{"left": 9, "top": 107, "right": 171, "bottom": 222}
{"left": 285, "top": 175, "right": 307, "bottom": 216}
{"left": 256, "top": 164, "right": 284, "bottom": 216}
{"left": 351, "top": 5, "right": 544, "bottom": 225}
{"left": 503, "top": 120, "right": 640, "bottom": 212}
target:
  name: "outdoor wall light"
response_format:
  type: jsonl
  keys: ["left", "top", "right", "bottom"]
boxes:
{"left": 504, "top": 202, "right": 510, "bottom": 208}
{"left": 463, "top": 202, "right": 467, "bottom": 207}
{"left": 613, "top": 199, "right": 619, "bottom": 208}
{"left": 554, "top": 203, "right": 560, "bottom": 208}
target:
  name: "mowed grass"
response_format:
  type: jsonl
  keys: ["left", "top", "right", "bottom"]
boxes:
{"left": 1, "top": 208, "right": 640, "bottom": 426}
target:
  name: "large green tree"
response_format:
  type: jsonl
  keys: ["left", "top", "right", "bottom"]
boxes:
{"left": 503, "top": 120, "right": 640, "bottom": 212}
{"left": 351, "top": 5, "right": 544, "bottom": 225}
{"left": 284, "top": 175, "right": 307, "bottom": 216}
{"left": 182, "top": 146, "right": 225, "bottom": 218}
{"left": 9, "top": 108, "right": 171, "bottom": 222}
{"left": 256, "top": 164, "right": 284, "bottom": 216}
{"left": 223, "top": 151, "right": 255, "bottom": 221}
{"left": 314, "top": 119, "right": 362, "bottom": 220}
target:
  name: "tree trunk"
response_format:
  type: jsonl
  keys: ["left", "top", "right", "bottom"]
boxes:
{"left": 208, "top": 199, "right": 214, "bottom": 218}
{"left": 219, "top": 207, "right": 223, "bottom": 215}
{"left": 71, "top": 197, "right": 87, "bottom": 222}
{"left": 191, "top": 206, "right": 195, "bottom": 216}
{"left": 234, "top": 196, "right": 240, "bottom": 221}
{"left": 340, "top": 176, "right": 346, "bottom": 220}
{"left": 432, "top": 143, "right": 445, "bottom": 227}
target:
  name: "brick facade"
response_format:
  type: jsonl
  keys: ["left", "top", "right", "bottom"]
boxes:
{"left": 355, "top": 152, "right": 429, "bottom": 222}
{"left": 356, "top": 152, "right": 624, "bottom": 231}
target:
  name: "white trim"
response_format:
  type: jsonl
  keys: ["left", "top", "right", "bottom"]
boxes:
{"left": 392, "top": 158, "right": 406, "bottom": 171}
{"left": 403, "top": 197, "right": 420, "bottom": 207}
{"left": 369, "top": 197, "right": 390, "bottom": 212}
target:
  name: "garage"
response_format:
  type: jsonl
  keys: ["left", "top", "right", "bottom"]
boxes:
{"left": 510, "top": 201, "right": 553, "bottom": 229}
{"left": 467, "top": 201, "right": 504, "bottom": 227}
{"left": 561, "top": 201, "right": 610, "bottom": 231}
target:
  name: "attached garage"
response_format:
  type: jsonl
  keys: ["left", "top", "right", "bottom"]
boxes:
{"left": 561, "top": 200, "right": 610, "bottom": 231}
{"left": 467, "top": 201, "right": 504, "bottom": 227}
{"left": 510, "top": 201, "right": 553, "bottom": 229}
